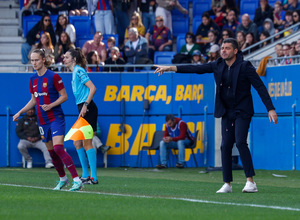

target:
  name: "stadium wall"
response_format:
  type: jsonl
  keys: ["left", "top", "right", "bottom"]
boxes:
{"left": 0, "top": 64, "right": 299, "bottom": 169}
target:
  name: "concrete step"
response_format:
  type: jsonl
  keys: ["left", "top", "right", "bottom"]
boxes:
{"left": 0, "top": 18, "right": 18, "bottom": 25}
{"left": 0, "top": 0, "right": 19, "bottom": 8}
{"left": 0, "top": 66, "right": 23, "bottom": 73}
{"left": 0, "top": 44, "right": 22, "bottom": 54}
{"left": 0, "top": 36, "right": 25, "bottom": 43}
{"left": 0, "top": 26, "right": 18, "bottom": 36}
{"left": 0, "top": 8, "right": 18, "bottom": 19}
{"left": 0, "top": 54, "right": 22, "bottom": 61}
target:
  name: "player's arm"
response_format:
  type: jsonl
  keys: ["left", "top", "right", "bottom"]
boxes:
{"left": 79, "top": 80, "right": 97, "bottom": 117}
{"left": 40, "top": 88, "right": 68, "bottom": 112}
{"left": 13, "top": 94, "right": 36, "bottom": 121}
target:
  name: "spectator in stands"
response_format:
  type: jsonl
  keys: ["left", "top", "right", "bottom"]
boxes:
{"left": 191, "top": 50, "right": 206, "bottom": 64}
{"left": 273, "top": 1, "right": 285, "bottom": 30}
{"left": 296, "top": 38, "right": 300, "bottom": 54}
{"left": 201, "top": 30, "right": 219, "bottom": 57}
{"left": 283, "top": 10, "right": 294, "bottom": 36}
{"left": 292, "top": 10, "right": 300, "bottom": 32}
{"left": 18, "top": 0, "right": 43, "bottom": 36}
{"left": 214, "top": 0, "right": 240, "bottom": 30}
{"left": 254, "top": 0, "right": 274, "bottom": 34}
{"left": 259, "top": 30, "right": 271, "bottom": 48}
{"left": 196, "top": 12, "right": 221, "bottom": 44}
{"left": 28, "top": 32, "right": 54, "bottom": 66}
{"left": 241, "top": 32, "right": 258, "bottom": 54}
{"left": 207, "top": 44, "right": 220, "bottom": 63}
{"left": 283, "top": 43, "right": 292, "bottom": 64}
{"left": 155, "top": 0, "right": 188, "bottom": 33}
{"left": 274, "top": 43, "right": 285, "bottom": 65}
{"left": 222, "top": 10, "right": 239, "bottom": 35}
{"left": 124, "top": 11, "right": 146, "bottom": 45}
{"left": 82, "top": 32, "right": 107, "bottom": 62}
{"left": 236, "top": 31, "right": 246, "bottom": 50}
{"left": 146, "top": 15, "right": 172, "bottom": 61}
{"left": 43, "top": 0, "right": 69, "bottom": 15}
{"left": 106, "top": 36, "right": 116, "bottom": 58}
{"left": 289, "top": 43, "right": 297, "bottom": 56}
{"left": 86, "top": 50, "right": 101, "bottom": 72}
{"left": 155, "top": 114, "right": 194, "bottom": 169}
{"left": 138, "top": 0, "right": 156, "bottom": 33}
{"left": 88, "top": 0, "right": 115, "bottom": 35}
{"left": 124, "top": 27, "right": 150, "bottom": 70}
{"left": 219, "top": 28, "right": 234, "bottom": 45}
{"left": 206, "top": 0, "right": 224, "bottom": 17}
{"left": 55, "top": 14, "right": 76, "bottom": 44}
{"left": 104, "top": 46, "right": 126, "bottom": 72}
{"left": 263, "top": 18, "right": 275, "bottom": 36}
{"left": 236, "top": 14, "right": 258, "bottom": 40}
{"left": 54, "top": 32, "right": 75, "bottom": 64}
{"left": 112, "top": 0, "right": 130, "bottom": 46}
{"left": 69, "top": 0, "right": 88, "bottom": 16}
{"left": 287, "top": 0, "right": 300, "bottom": 10}
{"left": 178, "top": 32, "right": 201, "bottom": 57}
{"left": 47, "top": 54, "right": 59, "bottom": 71}
{"left": 16, "top": 108, "right": 54, "bottom": 169}
{"left": 21, "top": 15, "right": 56, "bottom": 64}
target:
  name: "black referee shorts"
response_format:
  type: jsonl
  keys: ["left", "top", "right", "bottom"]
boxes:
{"left": 77, "top": 100, "right": 98, "bottom": 132}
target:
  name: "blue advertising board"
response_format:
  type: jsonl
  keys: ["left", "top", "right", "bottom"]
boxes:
{"left": 0, "top": 71, "right": 215, "bottom": 168}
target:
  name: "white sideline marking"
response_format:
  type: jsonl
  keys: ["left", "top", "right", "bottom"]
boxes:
{"left": 1, "top": 183, "right": 300, "bottom": 212}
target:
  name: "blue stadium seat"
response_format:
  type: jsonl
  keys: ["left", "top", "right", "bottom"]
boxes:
{"left": 154, "top": 51, "right": 176, "bottom": 64}
{"left": 69, "top": 16, "right": 91, "bottom": 38}
{"left": 192, "top": 16, "right": 202, "bottom": 34}
{"left": 240, "top": 0, "right": 259, "bottom": 21}
{"left": 50, "top": 15, "right": 59, "bottom": 28}
{"left": 76, "top": 34, "right": 93, "bottom": 48}
{"left": 176, "top": 34, "right": 186, "bottom": 53}
{"left": 192, "top": 0, "right": 212, "bottom": 17}
{"left": 22, "top": 15, "right": 41, "bottom": 37}
{"left": 171, "top": 0, "right": 189, "bottom": 16}
{"left": 172, "top": 15, "right": 189, "bottom": 37}
{"left": 268, "top": 0, "right": 278, "bottom": 6}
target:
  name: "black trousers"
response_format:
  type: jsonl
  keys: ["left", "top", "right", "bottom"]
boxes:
{"left": 77, "top": 100, "right": 98, "bottom": 132}
{"left": 221, "top": 114, "right": 255, "bottom": 182}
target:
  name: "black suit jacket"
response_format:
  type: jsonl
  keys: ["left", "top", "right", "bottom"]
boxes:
{"left": 176, "top": 51, "right": 275, "bottom": 118}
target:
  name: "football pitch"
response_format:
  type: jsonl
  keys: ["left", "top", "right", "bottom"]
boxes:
{"left": 0, "top": 168, "right": 299, "bottom": 220}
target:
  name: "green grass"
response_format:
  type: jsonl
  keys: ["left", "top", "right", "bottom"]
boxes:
{"left": 0, "top": 168, "right": 300, "bottom": 220}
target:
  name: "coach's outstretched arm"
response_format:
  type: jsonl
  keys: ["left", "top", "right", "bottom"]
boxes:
{"left": 154, "top": 65, "right": 177, "bottom": 76}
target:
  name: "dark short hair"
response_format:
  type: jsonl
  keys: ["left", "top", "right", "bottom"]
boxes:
{"left": 223, "top": 38, "right": 238, "bottom": 50}
{"left": 165, "top": 114, "right": 175, "bottom": 122}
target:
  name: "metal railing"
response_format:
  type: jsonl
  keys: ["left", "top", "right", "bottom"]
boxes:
{"left": 249, "top": 55, "right": 300, "bottom": 68}
{"left": 242, "top": 22, "right": 300, "bottom": 58}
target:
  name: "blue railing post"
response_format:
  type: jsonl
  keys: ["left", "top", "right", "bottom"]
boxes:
{"left": 6, "top": 106, "right": 10, "bottom": 167}
{"left": 178, "top": 105, "right": 183, "bottom": 118}
{"left": 292, "top": 101, "right": 297, "bottom": 170}
{"left": 204, "top": 105, "right": 208, "bottom": 165}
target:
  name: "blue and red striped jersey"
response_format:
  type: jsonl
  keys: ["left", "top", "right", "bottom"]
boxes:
{"left": 97, "top": 0, "right": 111, "bottom": 10}
{"left": 29, "top": 70, "right": 65, "bottom": 125}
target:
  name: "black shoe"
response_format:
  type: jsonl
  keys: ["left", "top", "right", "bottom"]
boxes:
{"left": 86, "top": 177, "right": 99, "bottom": 184}
{"left": 156, "top": 164, "right": 168, "bottom": 169}
{"left": 80, "top": 176, "right": 90, "bottom": 184}
{"left": 176, "top": 163, "right": 184, "bottom": 169}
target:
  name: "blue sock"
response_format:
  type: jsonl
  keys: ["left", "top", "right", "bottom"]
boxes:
{"left": 86, "top": 148, "right": 97, "bottom": 181}
{"left": 76, "top": 148, "right": 89, "bottom": 178}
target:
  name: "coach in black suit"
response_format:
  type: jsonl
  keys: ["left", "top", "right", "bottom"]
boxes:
{"left": 154, "top": 38, "right": 278, "bottom": 193}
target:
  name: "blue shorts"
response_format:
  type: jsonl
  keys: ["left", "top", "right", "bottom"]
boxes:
{"left": 39, "top": 118, "right": 65, "bottom": 143}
